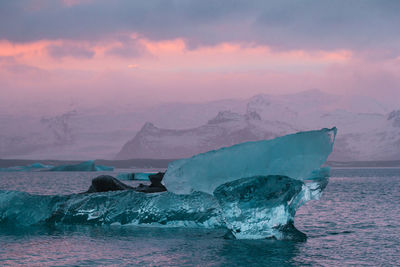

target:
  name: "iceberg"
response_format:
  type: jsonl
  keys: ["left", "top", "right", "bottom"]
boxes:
{"left": 116, "top": 172, "right": 156, "bottom": 181}
{"left": 0, "top": 163, "right": 54, "bottom": 172}
{"left": 116, "top": 172, "right": 135, "bottom": 180}
{"left": 0, "top": 128, "right": 336, "bottom": 240}
{"left": 133, "top": 172, "right": 156, "bottom": 181}
{"left": 0, "top": 190, "right": 223, "bottom": 228}
{"left": 30, "top": 163, "right": 54, "bottom": 169}
{"left": 94, "top": 165, "right": 114, "bottom": 171}
{"left": 214, "top": 175, "right": 328, "bottom": 240}
{"left": 0, "top": 174, "right": 326, "bottom": 240}
{"left": 164, "top": 127, "right": 336, "bottom": 194}
{"left": 48, "top": 161, "right": 114, "bottom": 172}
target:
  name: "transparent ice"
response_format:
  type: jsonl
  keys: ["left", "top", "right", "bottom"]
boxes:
{"left": 0, "top": 128, "right": 336, "bottom": 239}
{"left": 0, "top": 174, "right": 327, "bottom": 239}
{"left": 116, "top": 172, "right": 156, "bottom": 181}
{"left": 164, "top": 127, "right": 337, "bottom": 194}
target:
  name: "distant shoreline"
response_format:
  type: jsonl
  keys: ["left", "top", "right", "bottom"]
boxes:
{"left": 0, "top": 159, "right": 175, "bottom": 169}
{"left": 1, "top": 158, "right": 400, "bottom": 169}
{"left": 327, "top": 160, "right": 400, "bottom": 168}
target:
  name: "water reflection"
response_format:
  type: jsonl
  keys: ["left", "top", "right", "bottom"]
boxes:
{"left": 0, "top": 225, "right": 307, "bottom": 266}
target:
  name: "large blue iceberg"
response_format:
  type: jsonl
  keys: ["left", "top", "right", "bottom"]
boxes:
{"left": 0, "top": 128, "right": 336, "bottom": 240}
{"left": 0, "top": 175, "right": 327, "bottom": 240}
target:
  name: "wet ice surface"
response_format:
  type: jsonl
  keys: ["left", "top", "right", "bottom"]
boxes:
{"left": 0, "top": 169, "right": 399, "bottom": 266}
{"left": 164, "top": 128, "right": 336, "bottom": 194}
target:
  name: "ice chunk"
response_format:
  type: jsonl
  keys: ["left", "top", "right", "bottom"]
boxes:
{"left": 213, "top": 175, "right": 328, "bottom": 240}
{"left": 49, "top": 160, "right": 96, "bottom": 171}
{"left": 29, "top": 163, "right": 53, "bottom": 169}
{"left": 134, "top": 172, "right": 156, "bottom": 181}
{"left": 164, "top": 127, "right": 337, "bottom": 194}
{"left": 0, "top": 174, "right": 327, "bottom": 240}
{"left": 48, "top": 160, "right": 114, "bottom": 172}
{"left": 116, "top": 172, "right": 135, "bottom": 180}
{"left": 94, "top": 165, "right": 114, "bottom": 171}
{"left": 0, "top": 163, "right": 54, "bottom": 172}
{"left": 0, "top": 190, "right": 223, "bottom": 228}
{"left": 116, "top": 172, "right": 156, "bottom": 181}
{"left": 0, "top": 128, "right": 335, "bottom": 239}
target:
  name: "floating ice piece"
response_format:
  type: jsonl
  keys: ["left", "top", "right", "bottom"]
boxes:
{"left": 94, "top": 165, "right": 114, "bottom": 171}
{"left": 0, "top": 163, "right": 54, "bottom": 172}
{"left": 116, "top": 173, "right": 135, "bottom": 180}
{"left": 0, "top": 128, "right": 336, "bottom": 239}
{"left": 164, "top": 127, "right": 337, "bottom": 194}
{"left": 48, "top": 161, "right": 114, "bottom": 172}
{"left": 0, "top": 174, "right": 327, "bottom": 240}
{"left": 0, "top": 190, "right": 223, "bottom": 228}
{"left": 30, "top": 163, "right": 53, "bottom": 169}
{"left": 214, "top": 175, "right": 328, "bottom": 240}
{"left": 134, "top": 172, "right": 156, "bottom": 181}
{"left": 116, "top": 172, "right": 156, "bottom": 181}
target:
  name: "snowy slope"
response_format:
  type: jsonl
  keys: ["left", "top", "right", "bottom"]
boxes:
{"left": 1, "top": 89, "right": 398, "bottom": 161}
{"left": 115, "top": 111, "right": 295, "bottom": 159}
{"left": 117, "top": 90, "right": 399, "bottom": 161}
{"left": 0, "top": 99, "right": 247, "bottom": 160}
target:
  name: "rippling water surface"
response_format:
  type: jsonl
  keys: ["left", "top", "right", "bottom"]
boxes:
{"left": 0, "top": 168, "right": 399, "bottom": 266}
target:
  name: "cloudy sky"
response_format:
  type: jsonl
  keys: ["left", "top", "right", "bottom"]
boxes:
{"left": 1, "top": 0, "right": 399, "bottom": 114}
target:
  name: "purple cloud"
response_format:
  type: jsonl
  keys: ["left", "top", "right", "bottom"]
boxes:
{"left": 46, "top": 44, "right": 95, "bottom": 59}
{"left": 105, "top": 35, "right": 148, "bottom": 58}
{"left": 0, "top": 0, "right": 399, "bottom": 53}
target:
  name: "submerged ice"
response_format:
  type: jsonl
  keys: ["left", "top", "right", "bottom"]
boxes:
{"left": 164, "top": 127, "right": 336, "bottom": 194}
{"left": 0, "top": 128, "right": 336, "bottom": 240}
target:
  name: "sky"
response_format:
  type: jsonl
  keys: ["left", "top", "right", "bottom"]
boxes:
{"left": 1, "top": 0, "right": 400, "bottom": 115}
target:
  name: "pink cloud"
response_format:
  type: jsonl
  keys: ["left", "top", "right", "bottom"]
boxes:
{"left": 0, "top": 36, "right": 398, "bottom": 116}
{"left": 62, "top": 0, "right": 94, "bottom": 7}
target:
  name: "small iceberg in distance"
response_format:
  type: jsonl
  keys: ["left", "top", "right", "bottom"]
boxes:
{"left": 48, "top": 160, "right": 114, "bottom": 172}
{"left": 116, "top": 172, "right": 135, "bottom": 180}
{"left": 94, "top": 165, "right": 114, "bottom": 171}
{"left": 116, "top": 172, "right": 157, "bottom": 181}
{"left": 0, "top": 163, "right": 54, "bottom": 172}
{"left": 30, "top": 163, "right": 53, "bottom": 169}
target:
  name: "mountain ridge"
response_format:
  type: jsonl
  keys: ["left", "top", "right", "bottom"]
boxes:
{"left": 116, "top": 91, "right": 399, "bottom": 161}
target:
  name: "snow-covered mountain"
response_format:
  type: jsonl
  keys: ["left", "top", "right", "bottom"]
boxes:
{"left": 1, "top": 89, "right": 398, "bottom": 161}
{"left": 116, "top": 90, "right": 400, "bottom": 161}
{"left": 115, "top": 110, "right": 295, "bottom": 159}
{"left": 0, "top": 99, "right": 247, "bottom": 160}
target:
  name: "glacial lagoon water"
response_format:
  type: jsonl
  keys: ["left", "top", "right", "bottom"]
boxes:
{"left": 0, "top": 168, "right": 399, "bottom": 266}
